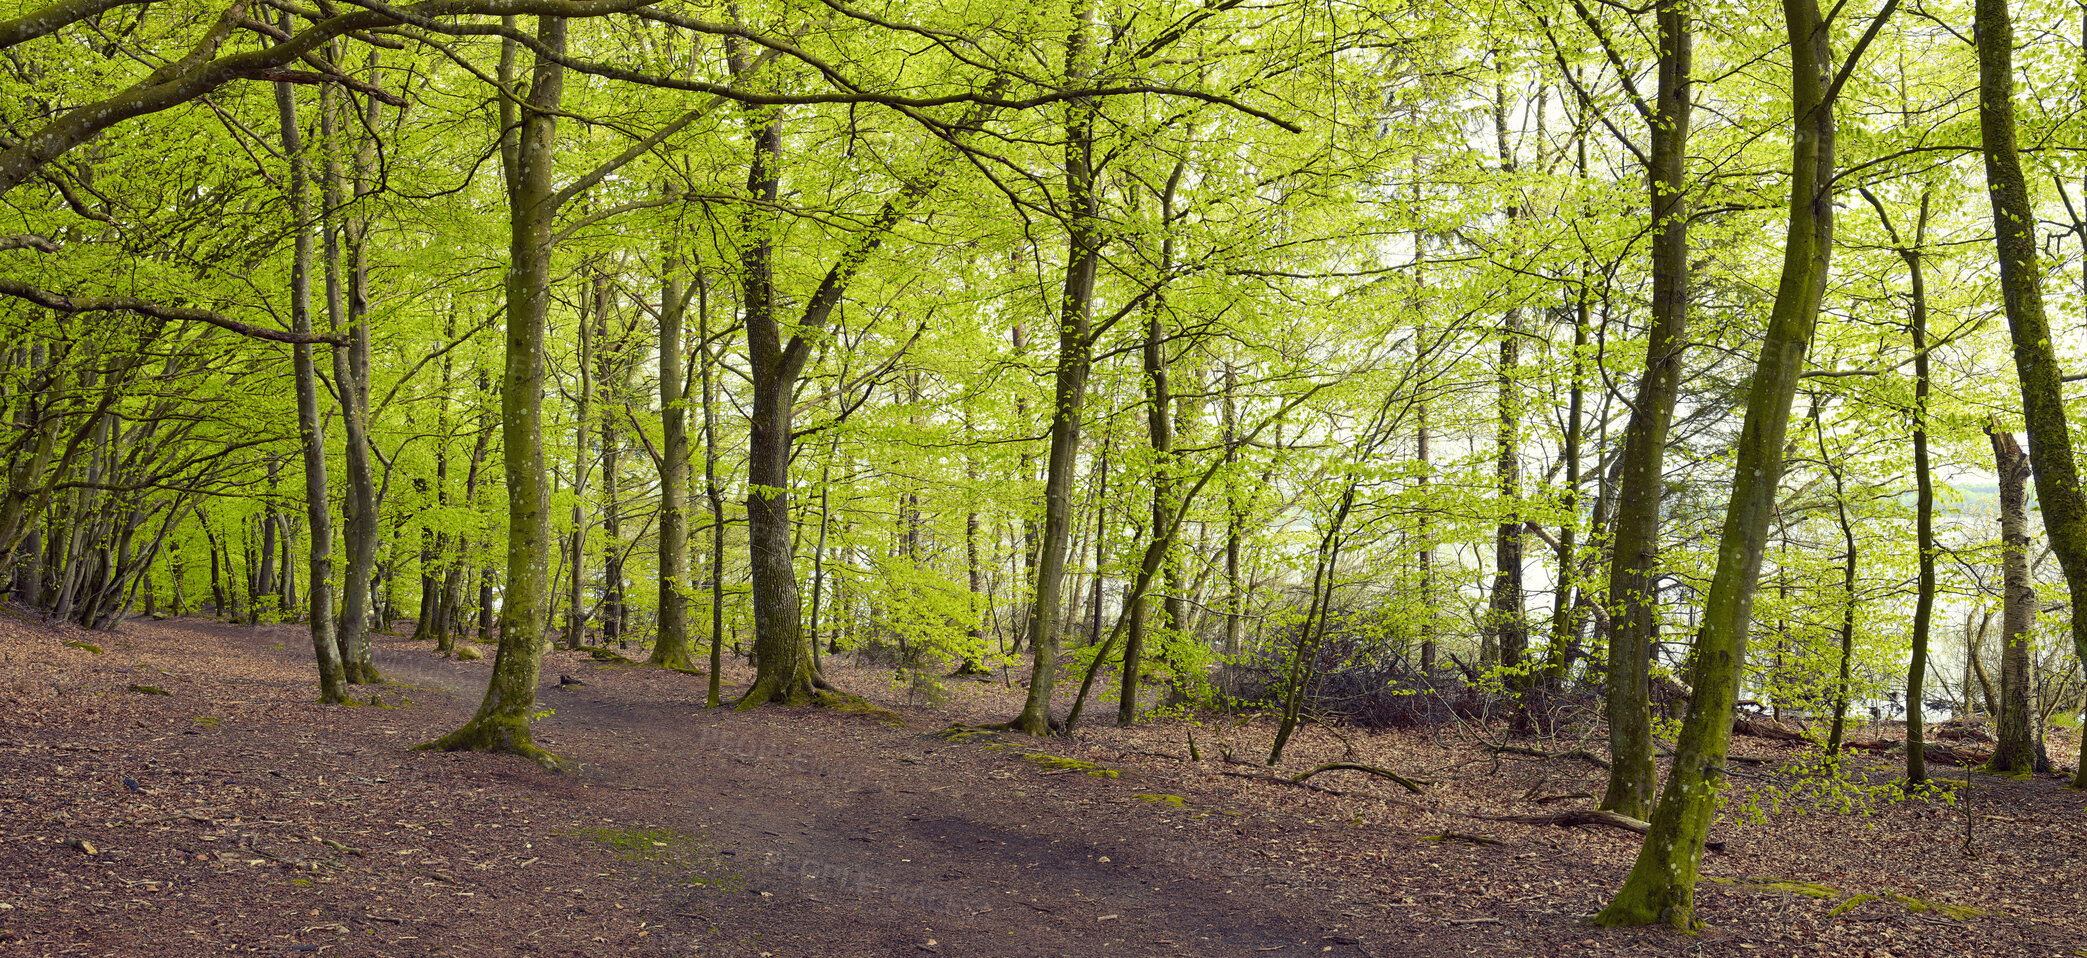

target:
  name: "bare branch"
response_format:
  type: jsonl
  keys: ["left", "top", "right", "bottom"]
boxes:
{"left": 0, "top": 278, "right": 344, "bottom": 345}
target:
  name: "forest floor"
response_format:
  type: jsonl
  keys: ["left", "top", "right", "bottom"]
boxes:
{"left": 2, "top": 613, "right": 2084, "bottom": 958}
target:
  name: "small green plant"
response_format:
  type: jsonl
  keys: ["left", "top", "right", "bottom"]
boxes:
{"left": 64, "top": 640, "right": 105, "bottom": 655}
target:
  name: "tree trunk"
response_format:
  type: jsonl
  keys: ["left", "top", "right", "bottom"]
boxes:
{"left": 1987, "top": 426, "right": 2041, "bottom": 774}
{"left": 1975, "top": 0, "right": 2087, "bottom": 787}
{"left": 701, "top": 275, "right": 728, "bottom": 707}
{"left": 648, "top": 253, "right": 697, "bottom": 672}
{"left": 565, "top": 285, "right": 593, "bottom": 651}
{"left": 271, "top": 40, "right": 346, "bottom": 704}
{"left": 1857, "top": 186, "right": 1937, "bottom": 786}
{"left": 322, "top": 76, "right": 379, "bottom": 685}
{"left": 735, "top": 98, "right": 820, "bottom": 708}
{"left": 1009, "top": 2, "right": 1099, "bottom": 736}
{"left": 1601, "top": 0, "right": 1693, "bottom": 821}
{"left": 422, "top": 15, "right": 568, "bottom": 769}
{"left": 1820, "top": 413, "right": 1858, "bottom": 757}
{"left": 1268, "top": 486, "right": 1355, "bottom": 764}
{"left": 1597, "top": 0, "right": 1852, "bottom": 927}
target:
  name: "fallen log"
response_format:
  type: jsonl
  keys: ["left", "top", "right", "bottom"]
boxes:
{"left": 1920, "top": 741, "right": 1990, "bottom": 768}
{"left": 1476, "top": 809, "right": 1650, "bottom": 836}
{"left": 1290, "top": 762, "right": 1430, "bottom": 794}
{"left": 1219, "top": 770, "right": 1345, "bottom": 796}
{"left": 1733, "top": 715, "right": 1807, "bottom": 742}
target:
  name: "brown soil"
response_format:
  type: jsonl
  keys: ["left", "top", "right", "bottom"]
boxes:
{"left": 2, "top": 612, "right": 2081, "bottom": 957}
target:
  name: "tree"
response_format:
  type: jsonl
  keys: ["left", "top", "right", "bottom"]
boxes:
{"left": 1986, "top": 425, "right": 2045, "bottom": 773}
{"left": 421, "top": 13, "right": 571, "bottom": 767}
{"left": 1573, "top": 0, "right": 1696, "bottom": 821}
{"left": 273, "top": 39, "right": 347, "bottom": 705}
{"left": 1974, "top": 0, "right": 2087, "bottom": 788}
{"left": 1596, "top": 0, "right": 1898, "bottom": 928}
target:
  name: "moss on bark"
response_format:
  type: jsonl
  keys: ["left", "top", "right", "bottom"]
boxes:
{"left": 416, "top": 713, "right": 566, "bottom": 772}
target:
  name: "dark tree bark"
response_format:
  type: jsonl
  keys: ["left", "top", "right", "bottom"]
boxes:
{"left": 272, "top": 40, "right": 346, "bottom": 704}
{"left": 1975, "top": 0, "right": 2087, "bottom": 787}
{"left": 1600, "top": 0, "right": 1692, "bottom": 821}
{"left": 564, "top": 277, "right": 595, "bottom": 651}
{"left": 1597, "top": 0, "right": 1890, "bottom": 927}
{"left": 1860, "top": 187, "right": 1936, "bottom": 786}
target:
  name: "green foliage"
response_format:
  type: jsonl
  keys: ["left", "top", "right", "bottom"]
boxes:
{"left": 1730, "top": 753, "right": 1959, "bottom": 825}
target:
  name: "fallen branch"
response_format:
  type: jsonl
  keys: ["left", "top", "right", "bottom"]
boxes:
{"left": 1422, "top": 831, "right": 1504, "bottom": 846}
{"left": 1290, "top": 762, "right": 1430, "bottom": 794}
{"left": 1488, "top": 744, "right": 1611, "bottom": 769}
{"left": 1841, "top": 738, "right": 1898, "bottom": 753}
{"left": 1476, "top": 809, "right": 1650, "bottom": 836}
{"left": 133, "top": 808, "right": 223, "bottom": 826}
{"left": 1218, "top": 770, "right": 1345, "bottom": 796}
{"left": 1920, "top": 741, "right": 1990, "bottom": 768}
{"left": 1733, "top": 715, "right": 1807, "bottom": 742}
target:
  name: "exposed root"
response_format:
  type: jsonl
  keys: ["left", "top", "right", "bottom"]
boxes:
{"left": 1289, "top": 761, "right": 1430, "bottom": 794}
{"left": 1475, "top": 809, "right": 1651, "bottom": 837}
{"left": 643, "top": 643, "right": 704, "bottom": 675}
{"left": 733, "top": 677, "right": 902, "bottom": 726}
{"left": 415, "top": 715, "right": 568, "bottom": 773}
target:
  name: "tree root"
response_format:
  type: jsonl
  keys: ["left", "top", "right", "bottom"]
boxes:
{"left": 643, "top": 645, "right": 700, "bottom": 672}
{"left": 1488, "top": 744, "right": 1612, "bottom": 768}
{"left": 415, "top": 714, "right": 567, "bottom": 773}
{"left": 732, "top": 675, "right": 903, "bottom": 726}
{"left": 994, "top": 710, "right": 1066, "bottom": 737}
{"left": 1290, "top": 762, "right": 1430, "bottom": 793}
{"left": 1474, "top": 809, "right": 1651, "bottom": 836}
{"left": 1423, "top": 832, "right": 1505, "bottom": 846}
{"left": 1219, "top": 770, "right": 1345, "bottom": 795}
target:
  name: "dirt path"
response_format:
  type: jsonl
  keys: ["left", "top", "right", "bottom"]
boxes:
{"left": 356, "top": 629, "right": 1371, "bottom": 957}
{"left": 5, "top": 615, "right": 2083, "bottom": 957}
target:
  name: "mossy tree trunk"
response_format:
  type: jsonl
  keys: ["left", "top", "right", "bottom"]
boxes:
{"left": 1595, "top": 0, "right": 1889, "bottom": 927}
{"left": 272, "top": 44, "right": 347, "bottom": 705}
{"left": 1010, "top": 0, "right": 1099, "bottom": 737}
{"left": 648, "top": 252, "right": 698, "bottom": 673}
{"left": 1121, "top": 158, "right": 1184, "bottom": 726}
{"left": 1598, "top": 0, "right": 1692, "bottom": 821}
{"left": 321, "top": 73, "right": 379, "bottom": 685}
{"left": 728, "top": 56, "right": 998, "bottom": 710}
{"left": 422, "top": 15, "right": 568, "bottom": 769}
{"left": 1974, "top": 0, "right": 2087, "bottom": 788}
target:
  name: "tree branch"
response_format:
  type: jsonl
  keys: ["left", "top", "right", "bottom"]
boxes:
{"left": 0, "top": 278, "right": 344, "bottom": 345}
